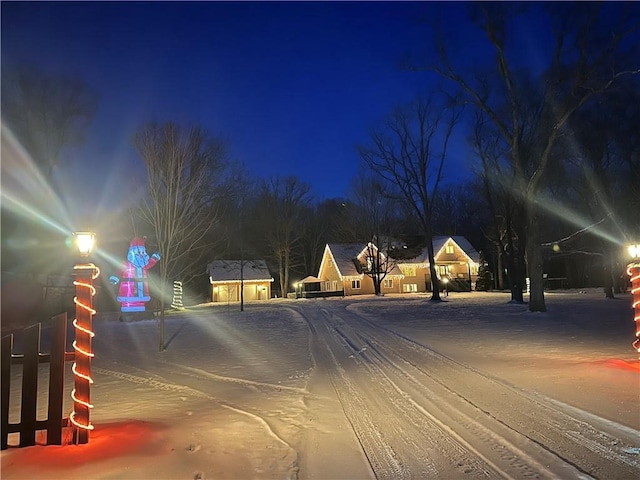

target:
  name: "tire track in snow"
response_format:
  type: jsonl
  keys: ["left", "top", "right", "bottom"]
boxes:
{"left": 325, "top": 312, "right": 505, "bottom": 479}
{"left": 353, "top": 329, "right": 564, "bottom": 479}
{"left": 93, "top": 367, "right": 296, "bottom": 454}
{"left": 340, "top": 303, "right": 640, "bottom": 479}
{"left": 294, "top": 305, "right": 501, "bottom": 479}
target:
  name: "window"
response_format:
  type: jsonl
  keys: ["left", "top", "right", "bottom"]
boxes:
{"left": 383, "top": 278, "right": 393, "bottom": 289}
{"left": 445, "top": 245, "right": 454, "bottom": 254}
{"left": 403, "top": 283, "right": 418, "bottom": 292}
{"left": 401, "top": 265, "right": 416, "bottom": 276}
{"left": 438, "top": 265, "right": 448, "bottom": 276}
{"left": 351, "top": 279, "right": 361, "bottom": 289}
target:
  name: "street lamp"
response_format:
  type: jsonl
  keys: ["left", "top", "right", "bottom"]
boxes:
{"left": 74, "top": 231, "right": 96, "bottom": 256}
{"left": 70, "top": 232, "right": 100, "bottom": 444}
{"left": 626, "top": 243, "right": 640, "bottom": 358}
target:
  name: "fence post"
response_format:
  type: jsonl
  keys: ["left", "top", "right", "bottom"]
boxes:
{"left": 1, "top": 334, "right": 12, "bottom": 450}
{"left": 19, "top": 324, "right": 41, "bottom": 447}
{"left": 47, "top": 313, "right": 68, "bottom": 445}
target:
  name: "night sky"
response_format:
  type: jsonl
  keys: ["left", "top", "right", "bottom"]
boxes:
{"left": 2, "top": 1, "right": 556, "bottom": 214}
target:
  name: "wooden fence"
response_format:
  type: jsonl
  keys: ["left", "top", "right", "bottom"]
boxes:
{"left": 1, "top": 313, "right": 73, "bottom": 450}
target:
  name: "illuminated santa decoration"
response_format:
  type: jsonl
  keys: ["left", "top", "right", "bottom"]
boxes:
{"left": 109, "top": 237, "right": 160, "bottom": 313}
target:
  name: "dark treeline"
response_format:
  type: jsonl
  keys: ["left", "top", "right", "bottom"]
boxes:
{"left": 2, "top": 3, "right": 639, "bottom": 314}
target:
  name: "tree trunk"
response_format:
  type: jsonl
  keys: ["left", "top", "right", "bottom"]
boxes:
{"left": 526, "top": 210, "right": 546, "bottom": 312}
{"left": 602, "top": 244, "right": 615, "bottom": 299}
{"left": 426, "top": 239, "right": 441, "bottom": 302}
{"left": 504, "top": 223, "right": 524, "bottom": 303}
{"left": 159, "top": 283, "right": 167, "bottom": 351}
{"left": 496, "top": 245, "right": 505, "bottom": 290}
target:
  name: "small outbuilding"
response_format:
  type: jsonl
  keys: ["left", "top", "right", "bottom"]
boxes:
{"left": 293, "top": 275, "right": 323, "bottom": 298}
{"left": 207, "top": 260, "right": 274, "bottom": 303}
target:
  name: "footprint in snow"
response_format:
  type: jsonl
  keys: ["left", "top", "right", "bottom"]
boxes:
{"left": 186, "top": 443, "right": 201, "bottom": 453}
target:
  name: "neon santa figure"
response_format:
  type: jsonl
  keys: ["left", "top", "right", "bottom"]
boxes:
{"left": 109, "top": 237, "right": 160, "bottom": 313}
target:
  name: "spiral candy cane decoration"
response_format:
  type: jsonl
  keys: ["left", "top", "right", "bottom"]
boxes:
{"left": 628, "top": 263, "right": 640, "bottom": 358}
{"left": 70, "top": 263, "right": 100, "bottom": 438}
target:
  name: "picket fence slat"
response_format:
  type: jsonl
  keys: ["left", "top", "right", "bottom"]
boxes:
{"left": 20, "top": 324, "right": 40, "bottom": 447}
{"left": 1, "top": 313, "right": 72, "bottom": 450}
{"left": 47, "top": 314, "right": 67, "bottom": 445}
{"left": 1, "top": 334, "right": 12, "bottom": 450}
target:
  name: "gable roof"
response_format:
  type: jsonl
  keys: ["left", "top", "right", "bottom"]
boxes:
{"left": 320, "top": 243, "right": 405, "bottom": 279}
{"left": 207, "top": 260, "right": 274, "bottom": 283}
{"left": 399, "top": 236, "right": 480, "bottom": 264}
{"left": 321, "top": 243, "right": 368, "bottom": 278}
{"left": 444, "top": 236, "right": 480, "bottom": 264}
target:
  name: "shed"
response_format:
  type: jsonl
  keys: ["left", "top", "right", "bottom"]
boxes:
{"left": 207, "top": 260, "right": 274, "bottom": 303}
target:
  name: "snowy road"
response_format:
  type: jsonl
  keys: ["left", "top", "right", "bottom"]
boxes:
{"left": 291, "top": 300, "right": 640, "bottom": 480}
{"left": 3, "top": 292, "right": 639, "bottom": 479}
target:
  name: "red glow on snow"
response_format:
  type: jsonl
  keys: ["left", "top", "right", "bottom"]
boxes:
{"left": 2, "top": 421, "right": 166, "bottom": 468}
{"left": 600, "top": 359, "right": 640, "bottom": 372}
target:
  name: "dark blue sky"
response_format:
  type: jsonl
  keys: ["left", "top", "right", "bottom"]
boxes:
{"left": 2, "top": 1, "right": 490, "bottom": 208}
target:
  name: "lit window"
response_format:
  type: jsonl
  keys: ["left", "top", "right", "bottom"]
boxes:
{"left": 445, "top": 245, "right": 454, "bottom": 254}
{"left": 401, "top": 265, "right": 416, "bottom": 276}
{"left": 352, "top": 280, "right": 361, "bottom": 289}
{"left": 403, "top": 283, "right": 417, "bottom": 292}
{"left": 383, "top": 279, "right": 393, "bottom": 288}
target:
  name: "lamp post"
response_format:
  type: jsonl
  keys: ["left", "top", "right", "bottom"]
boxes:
{"left": 70, "top": 232, "right": 100, "bottom": 444}
{"left": 627, "top": 243, "right": 640, "bottom": 359}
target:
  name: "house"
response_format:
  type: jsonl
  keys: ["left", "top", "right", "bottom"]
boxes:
{"left": 207, "top": 260, "right": 274, "bottom": 303}
{"left": 315, "top": 236, "right": 480, "bottom": 296}
{"left": 396, "top": 236, "right": 480, "bottom": 293}
{"left": 317, "top": 243, "right": 405, "bottom": 296}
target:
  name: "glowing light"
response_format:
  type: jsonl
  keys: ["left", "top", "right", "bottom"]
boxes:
{"left": 71, "top": 362, "right": 94, "bottom": 383}
{"left": 74, "top": 231, "right": 96, "bottom": 256}
{"left": 171, "top": 280, "right": 184, "bottom": 309}
{"left": 628, "top": 244, "right": 640, "bottom": 260}
{"left": 71, "top": 263, "right": 100, "bottom": 438}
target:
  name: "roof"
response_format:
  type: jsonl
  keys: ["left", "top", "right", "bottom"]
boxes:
{"left": 403, "top": 236, "right": 480, "bottom": 264}
{"left": 299, "top": 275, "right": 322, "bottom": 283}
{"left": 322, "top": 243, "right": 404, "bottom": 278}
{"left": 447, "top": 236, "right": 480, "bottom": 264}
{"left": 207, "top": 260, "right": 274, "bottom": 283}
{"left": 325, "top": 243, "right": 368, "bottom": 277}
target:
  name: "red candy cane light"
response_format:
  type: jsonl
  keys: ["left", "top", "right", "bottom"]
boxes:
{"left": 70, "top": 232, "right": 99, "bottom": 444}
{"left": 627, "top": 243, "right": 640, "bottom": 359}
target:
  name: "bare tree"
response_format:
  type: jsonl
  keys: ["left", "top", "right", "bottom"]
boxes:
{"left": 219, "top": 166, "right": 259, "bottom": 312}
{"left": 1, "top": 64, "right": 98, "bottom": 180}
{"left": 358, "top": 95, "right": 461, "bottom": 301}
{"left": 133, "top": 122, "right": 228, "bottom": 350}
{"left": 469, "top": 111, "right": 526, "bottom": 300}
{"left": 255, "top": 176, "right": 311, "bottom": 297}
{"left": 433, "top": 3, "right": 640, "bottom": 311}
{"left": 352, "top": 174, "right": 402, "bottom": 295}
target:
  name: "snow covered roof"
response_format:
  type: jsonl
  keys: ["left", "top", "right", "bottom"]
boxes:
{"left": 402, "top": 236, "right": 480, "bottom": 264}
{"left": 447, "top": 236, "right": 480, "bottom": 264}
{"left": 323, "top": 243, "right": 404, "bottom": 278}
{"left": 207, "top": 260, "right": 274, "bottom": 283}
{"left": 299, "top": 275, "right": 322, "bottom": 284}
{"left": 325, "top": 243, "right": 368, "bottom": 277}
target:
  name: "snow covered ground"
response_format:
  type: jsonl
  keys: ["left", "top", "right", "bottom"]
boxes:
{"left": 2, "top": 289, "right": 639, "bottom": 479}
